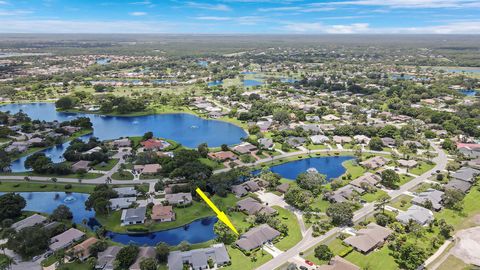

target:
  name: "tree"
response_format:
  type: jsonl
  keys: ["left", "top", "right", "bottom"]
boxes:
{"left": 55, "top": 96, "right": 75, "bottom": 110}
{"left": 85, "top": 184, "right": 117, "bottom": 215}
{"left": 0, "top": 193, "right": 26, "bottom": 221}
{"left": 142, "top": 131, "right": 153, "bottom": 141}
{"left": 115, "top": 245, "right": 139, "bottom": 269}
{"left": 260, "top": 171, "right": 281, "bottom": 188}
{"left": 197, "top": 143, "right": 209, "bottom": 158}
{"left": 88, "top": 241, "right": 108, "bottom": 257}
{"left": 326, "top": 202, "right": 354, "bottom": 226}
{"left": 6, "top": 225, "right": 49, "bottom": 259}
{"left": 438, "top": 219, "right": 454, "bottom": 238}
{"left": 381, "top": 169, "right": 400, "bottom": 189}
{"left": 314, "top": 245, "right": 333, "bottom": 261}
{"left": 178, "top": 241, "right": 191, "bottom": 252}
{"left": 273, "top": 110, "right": 290, "bottom": 124}
{"left": 441, "top": 138, "right": 456, "bottom": 152}
{"left": 284, "top": 186, "right": 314, "bottom": 210}
{"left": 155, "top": 242, "right": 170, "bottom": 263}
{"left": 0, "top": 254, "right": 15, "bottom": 270}
{"left": 368, "top": 137, "right": 384, "bottom": 151}
{"left": 374, "top": 193, "right": 391, "bottom": 213}
{"left": 24, "top": 153, "right": 53, "bottom": 174}
{"left": 140, "top": 258, "right": 157, "bottom": 270}
{"left": 375, "top": 213, "right": 390, "bottom": 226}
{"left": 442, "top": 188, "right": 464, "bottom": 210}
{"left": 296, "top": 171, "right": 326, "bottom": 194}
{"left": 50, "top": 205, "right": 73, "bottom": 221}
{"left": 214, "top": 221, "right": 238, "bottom": 245}
{"left": 221, "top": 144, "right": 229, "bottom": 151}
{"left": 397, "top": 243, "right": 427, "bottom": 270}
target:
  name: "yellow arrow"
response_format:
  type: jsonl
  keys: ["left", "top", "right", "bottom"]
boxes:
{"left": 196, "top": 188, "right": 239, "bottom": 235}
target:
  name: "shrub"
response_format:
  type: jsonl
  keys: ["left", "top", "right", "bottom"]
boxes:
{"left": 64, "top": 184, "right": 72, "bottom": 190}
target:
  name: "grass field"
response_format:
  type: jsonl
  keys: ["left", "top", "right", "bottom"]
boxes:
{"left": 224, "top": 246, "right": 272, "bottom": 270}
{"left": 437, "top": 255, "right": 470, "bottom": 270}
{"left": 388, "top": 194, "right": 413, "bottom": 211}
{"left": 410, "top": 161, "right": 435, "bottom": 176}
{"left": 361, "top": 189, "right": 388, "bottom": 203}
{"left": 344, "top": 246, "right": 398, "bottom": 270}
{"left": 435, "top": 186, "right": 480, "bottom": 231}
{"left": 111, "top": 171, "right": 134, "bottom": 180}
{"left": 0, "top": 181, "right": 97, "bottom": 193}
{"left": 273, "top": 206, "right": 302, "bottom": 251}
{"left": 93, "top": 159, "right": 119, "bottom": 171}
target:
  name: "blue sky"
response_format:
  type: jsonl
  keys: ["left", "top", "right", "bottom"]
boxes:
{"left": 0, "top": 0, "right": 479, "bottom": 33}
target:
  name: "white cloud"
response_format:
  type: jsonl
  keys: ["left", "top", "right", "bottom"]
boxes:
{"left": 310, "top": 0, "right": 480, "bottom": 9}
{"left": 129, "top": 11, "right": 147, "bottom": 16}
{"left": 129, "top": 1, "right": 151, "bottom": 4}
{"left": 194, "top": 16, "right": 264, "bottom": 25}
{"left": 0, "top": 1, "right": 8, "bottom": 5}
{"left": 282, "top": 22, "right": 370, "bottom": 33}
{"left": 0, "top": 9, "right": 33, "bottom": 16}
{"left": 195, "top": 16, "right": 232, "bottom": 21}
{"left": 185, "top": 2, "right": 231, "bottom": 11}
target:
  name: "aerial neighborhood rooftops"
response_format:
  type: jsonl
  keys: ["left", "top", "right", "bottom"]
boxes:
{"left": 151, "top": 205, "right": 175, "bottom": 222}
{"left": 344, "top": 223, "right": 392, "bottom": 253}
{"left": 396, "top": 205, "right": 434, "bottom": 225}
{"left": 11, "top": 213, "right": 47, "bottom": 232}
{"left": 130, "top": 247, "right": 156, "bottom": 270}
{"left": 71, "top": 160, "right": 90, "bottom": 172}
{"left": 69, "top": 237, "right": 98, "bottom": 261}
{"left": 113, "top": 187, "right": 137, "bottom": 197}
{"left": 451, "top": 167, "right": 480, "bottom": 183}
{"left": 235, "top": 224, "right": 281, "bottom": 251}
{"left": 140, "top": 138, "right": 170, "bottom": 150}
{"left": 232, "top": 142, "right": 257, "bottom": 154}
{"left": 165, "top": 192, "right": 193, "bottom": 205}
{"left": 412, "top": 188, "right": 444, "bottom": 211}
{"left": 167, "top": 243, "right": 230, "bottom": 270}
{"left": 349, "top": 173, "right": 381, "bottom": 189}
{"left": 236, "top": 197, "right": 276, "bottom": 216}
{"left": 49, "top": 228, "right": 85, "bottom": 251}
{"left": 120, "top": 206, "right": 146, "bottom": 226}
{"left": 208, "top": 151, "right": 237, "bottom": 161}
{"left": 398, "top": 159, "right": 418, "bottom": 168}
{"left": 360, "top": 156, "right": 390, "bottom": 170}
{"left": 109, "top": 197, "right": 136, "bottom": 210}
{"left": 96, "top": 246, "right": 121, "bottom": 270}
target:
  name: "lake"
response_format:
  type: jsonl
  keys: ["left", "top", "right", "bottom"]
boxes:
{"left": 459, "top": 89, "right": 478, "bottom": 96}
{"left": 243, "top": 79, "right": 263, "bottom": 87}
{"left": 1, "top": 191, "right": 217, "bottom": 246}
{"left": 207, "top": 80, "right": 223, "bottom": 87}
{"left": 0, "top": 103, "right": 247, "bottom": 147}
{"left": 256, "top": 156, "right": 355, "bottom": 180}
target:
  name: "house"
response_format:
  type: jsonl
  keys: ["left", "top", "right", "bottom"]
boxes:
{"left": 109, "top": 197, "right": 136, "bottom": 210}
{"left": 258, "top": 138, "right": 274, "bottom": 149}
{"left": 360, "top": 156, "right": 390, "bottom": 170}
{"left": 354, "top": 135, "right": 370, "bottom": 144}
{"left": 326, "top": 184, "right": 364, "bottom": 203}
{"left": 317, "top": 256, "right": 360, "bottom": 270}
{"left": 310, "top": 135, "right": 330, "bottom": 144}
{"left": 113, "top": 187, "right": 138, "bottom": 197}
{"left": 130, "top": 247, "right": 156, "bottom": 270}
{"left": 445, "top": 180, "right": 473, "bottom": 193}
{"left": 381, "top": 137, "right": 396, "bottom": 147}
{"left": 333, "top": 136, "right": 352, "bottom": 144}
{"left": 468, "top": 158, "right": 480, "bottom": 169}
{"left": 167, "top": 243, "right": 230, "bottom": 270}
{"left": 451, "top": 167, "right": 480, "bottom": 183}
{"left": 349, "top": 173, "right": 381, "bottom": 189}
{"left": 236, "top": 224, "right": 281, "bottom": 251}
{"left": 232, "top": 142, "right": 257, "bottom": 154}
{"left": 412, "top": 188, "right": 444, "bottom": 211}
{"left": 121, "top": 207, "right": 147, "bottom": 226}
{"left": 301, "top": 124, "right": 322, "bottom": 134}
{"left": 151, "top": 205, "right": 175, "bottom": 222}
{"left": 63, "top": 126, "right": 80, "bottom": 134}
{"left": 49, "top": 228, "right": 85, "bottom": 251}
{"left": 71, "top": 160, "right": 91, "bottom": 172}
{"left": 398, "top": 159, "right": 418, "bottom": 168}
{"left": 396, "top": 205, "right": 434, "bottom": 225}
{"left": 276, "top": 183, "right": 290, "bottom": 193}
{"left": 286, "top": 136, "right": 306, "bottom": 148}
{"left": 207, "top": 151, "right": 237, "bottom": 161}
{"left": 343, "top": 223, "right": 392, "bottom": 253}
{"left": 322, "top": 114, "right": 340, "bottom": 121}
{"left": 69, "top": 237, "right": 98, "bottom": 261}
{"left": 231, "top": 184, "right": 248, "bottom": 197}
{"left": 11, "top": 214, "right": 47, "bottom": 232}
{"left": 112, "top": 138, "right": 131, "bottom": 147}
{"left": 96, "top": 246, "right": 121, "bottom": 270}
{"left": 140, "top": 139, "right": 170, "bottom": 150}
{"left": 165, "top": 192, "right": 193, "bottom": 206}
{"left": 236, "top": 197, "right": 276, "bottom": 216}
{"left": 306, "top": 115, "right": 320, "bottom": 122}
{"left": 243, "top": 180, "right": 260, "bottom": 192}
{"left": 133, "top": 164, "right": 162, "bottom": 174}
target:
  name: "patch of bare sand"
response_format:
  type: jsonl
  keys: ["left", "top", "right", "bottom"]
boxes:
{"left": 451, "top": 226, "right": 480, "bottom": 266}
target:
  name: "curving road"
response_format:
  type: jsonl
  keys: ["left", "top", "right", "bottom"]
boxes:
{"left": 255, "top": 142, "right": 448, "bottom": 270}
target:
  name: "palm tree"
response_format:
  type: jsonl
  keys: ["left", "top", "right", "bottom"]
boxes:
{"left": 374, "top": 193, "right": 391, "bottom": 213}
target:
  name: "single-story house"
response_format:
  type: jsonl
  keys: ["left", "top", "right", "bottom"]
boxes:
{"left": 412, "top": 188, "right": 444, "bottom": 211}
{"left": 11, "top": 214, "right": 47, "bottom": 232}
{"left": 396, "top": 205, "right": 434, "bottom": 225}
{"left": 326, "top": 184, "right": 364, "bottom": 203}
{"left": 96, "top": 246, "right": 121, "bottom": 270}
{"left": 445, "top": 180, "right": 472, "bottom": 194}
{"left": 231, "top": 184, "right": 248, "bottom": 197}
{"left": 258, "top": 138, "right": 274, "bottom": 150}
{"left": 451, "top": 167, "right": 480, "bottom": 183}
{"left": 121, "top": 207, "right": 147, "bottom": 226}
{"left": 109, "top": 197, "right": 136, "bottom": 210}
{"left": 167, "top": 243, "right": 230, "bottom": 270}
{"left": 165, "top": 192, "right": 193, "bottom": 206}
{"left": 235, "top": 224, "right": 281, "bottom": 251}
{"left": 343, "top": 223, "right": 392, "bottom": 254}
{"left": 360, "top": 156, "right": 390, "bottom": 170}
{"left": 133, "top": 163, "right": 162, "bottom": 174}
{"left": 349, "top": 173, "right": 381, "bottom": 189}
{"left": 333, "top": 136, "right": 352, "bottom": 144}
{"left": 310, "top": 135, "right": 330, "bottom": 145}
{"left": 71, "top": 160, "right": 91, "bottom": 172}
{"left": 232, "top": 142, "right": 257, "bottom": 154}
{"left": 129, "top": 247, "right": 156, "bottom": 270}
{"left": 286, "top": 136, "right": 306, "bottom": 148}
{"left": 236, "top": 197, "right": 276, "bottom": 216}
{"left": 354, "top": 135, "right": 370, "bottom": 144}
{"left": 69, "top": 237, "right": 98, "bottom": 261}
{"left": 49, "top": 228, "right": 85, "bottom": 251}
{"left": 317, "top": 256, "right": 360, "bottom": 270}
{"left": 276, "top": 183, "right": 290, "bottom": 193}
{"left": 151, "top": 205, "right": 175, "bottom": 222}
{"left": 113, "top": 187, "right": 138, "bottom": 197}
{"left": 398, "top": 159, "right": 418, "bottom": 168}
{"left": 381, "top": 137, "right": 396, "bottom": 147}
{"left": 112, "top": 138, "right": 131, "bottom": 147}
{"left": 208, "top": 151, "right": 237, "bottom": 162}
{"left": 140, "top": 139, "right": 170, "bottom": 150}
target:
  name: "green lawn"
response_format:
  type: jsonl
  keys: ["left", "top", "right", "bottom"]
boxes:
{"left": 307, "top": 144, "right": 328, "bottom": 150}
{"left": 361, "top": 189, "right": 388, "bottom": 203}
{"left": 344, "top": 246, "right": 398, "bottom": 270}
{"left": 305, "top": 238, "right": 351, "bottom": 265}
{"left": 435, "top": 186, "right": 480, "bottom": 231}
{"left": 97, "top": 194, "right": 240, "bottom": 233}
{"left": 409, "top": 161, "right": 435, "bottom": 175}
{"left": 388, "top": 194, "right": 413, "bottom": 211}
{"left": 273, "top": 206, "right": 302, "bottom": 251}
{"left": 4, "top": 171, "right": 103, "bottom": 180}
{"left": 398, "top": 174, "right": 414, "bottom": 186}
{"left": 111, "top": 171, "right": 134, "bottom": 180}
{"left": 199, "top": 158, "right": 226, "bottom": 170}
{"left": 343, "top": 160, "right": 366, "bottom": 179}
{"left": 0, "top": 181, "right": 96, "bottom": 193}
{"left": 93, "top": 159, "right": 119, "bottom": 171}
{"left": 311, "top": 197, "right": 331, "bottom": 212}
{"left": 58, "top": 262, "right": 93, "bottom": 270}
{"left": 224, "top": 246, "right": 272, "bottom": 270}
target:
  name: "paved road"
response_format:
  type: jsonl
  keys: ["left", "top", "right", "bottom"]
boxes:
{"left": 256, "top": 142, "right": 448, "bottom": 270}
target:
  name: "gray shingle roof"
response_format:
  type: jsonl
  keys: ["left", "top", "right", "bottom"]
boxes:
{"left": 167, "top": 243, "right": 230, "bottom": 270}
{"left": 11, "top": 214, "right": 46, "bottom": 232}
{"left": 235, "top": 224, "right": 280, "bottom": 251}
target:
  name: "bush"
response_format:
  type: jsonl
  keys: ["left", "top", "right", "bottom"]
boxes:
{"left": 64, "top": 184, "right": 72, "bottom": 190}
{"left": 338, "top": 246, "right": 353, "bottom": 257}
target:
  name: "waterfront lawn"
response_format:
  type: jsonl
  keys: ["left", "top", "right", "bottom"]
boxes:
{"left": 5, "top": 171, "right": 103, "bottom": 180}
{"left": 0, "top": 181, "right": 97, "bottom": 193}
{"left": 344, "top": 246, "right": 398, "bottom": 270}
{"left": 224, "top": 246, "right": 272, "bottom": 270}
{"left": 410, "top": 161, "right": 435, "bottom": 176}
{"left": 307, "top": 144, "right": 328, "bottom": 150}
{"left": 111, "top": 171, "right": 134, "bottom": 180}
{"left": 343, "top": 160, "right": 366, "bottom": 179}
{"left": 361, "top": 189, "right": 388, "bottom": 203}
{"left": 388, "top": 194, "right": 413, "bottom": 211}
{"left": 93, "top": 159, "right": 119, "bottom": 171}
{"left": 199, "top": 158, "right": 225, "bottom": 170}
{"left": 273, "top": 206, "right": 302, "bottom": 251}
{"left": 98, "top": 194, "right": 240, "bottom": 233}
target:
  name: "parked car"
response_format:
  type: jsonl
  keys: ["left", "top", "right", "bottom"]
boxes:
{"left": 305, "top": 260, "right": 314, "bottom": 266}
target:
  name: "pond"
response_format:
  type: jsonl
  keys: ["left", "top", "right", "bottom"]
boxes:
{"left": 243, "top": 79, "right": 263, "bottom": 87}
{"left": 207, "top": 80, "right": 223, "bottom": 87}
{"left": 0, "top": 103, "right": 246, "bottom": 148}
{"left": 255, "top": 156, "right": 355, "bottom": 180}
{"left": 1, "top": 191, "right": 217, "bottom": 246}
{"left": 459, "top": 89, "right": 477, "bottom": 96}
